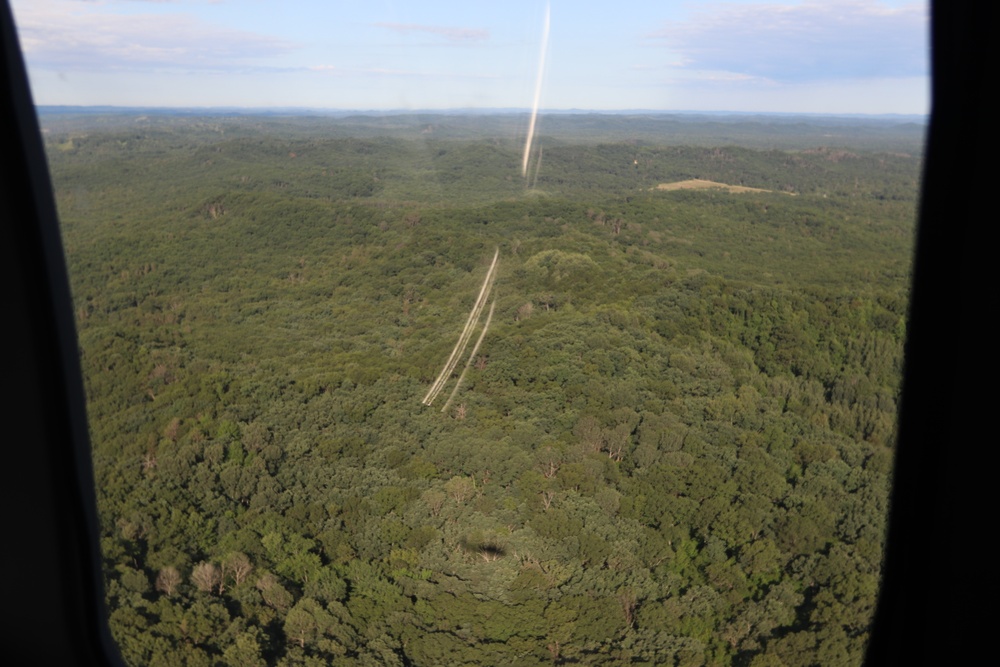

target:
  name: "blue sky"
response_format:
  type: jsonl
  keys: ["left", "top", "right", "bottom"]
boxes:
{"left": 11, "top": 0, "right": 929, "bottom": 114}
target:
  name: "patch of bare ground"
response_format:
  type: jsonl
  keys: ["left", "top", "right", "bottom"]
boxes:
{"left": 655, "top": 179, "right": 794, "bottom": 195}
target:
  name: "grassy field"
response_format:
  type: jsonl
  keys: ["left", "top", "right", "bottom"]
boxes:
{"left": 654, "top": 179, "right": 795, "bottom": 195}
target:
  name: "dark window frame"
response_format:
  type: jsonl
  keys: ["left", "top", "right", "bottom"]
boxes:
{"left": 0, "top": 2, "right": 981, "bottom": 664}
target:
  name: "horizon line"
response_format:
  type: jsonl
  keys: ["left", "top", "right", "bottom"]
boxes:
{"left": 34, "top": 104, "right": 928, "bottom": 120}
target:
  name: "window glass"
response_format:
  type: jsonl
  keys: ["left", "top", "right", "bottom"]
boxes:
{"left": 11, "top": 2, "right": 928, "bottom": 665}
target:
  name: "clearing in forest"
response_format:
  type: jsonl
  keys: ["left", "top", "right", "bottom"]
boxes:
{"left": 655, "top": 179, "right": 794, "bottom": 195}
{"left": 422, "top": 248, "right": 499, "bottom": 409}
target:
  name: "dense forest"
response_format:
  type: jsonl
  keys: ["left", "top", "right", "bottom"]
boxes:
{"left": 42, "top": 111, "right": 921, "bottom": 666}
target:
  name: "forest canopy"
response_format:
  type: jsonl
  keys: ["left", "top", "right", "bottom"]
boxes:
{"left": 43, "top": 111, "right": 921, "bottom": 666}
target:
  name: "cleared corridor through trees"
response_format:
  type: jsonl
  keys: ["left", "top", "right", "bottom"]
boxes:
{"left": 442, "top": 299, "right": 496, "bottom": 413}
{"left": 422, "top": 248, "right": 499, "bottom": 407}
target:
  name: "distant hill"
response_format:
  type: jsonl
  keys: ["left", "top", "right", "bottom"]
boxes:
{"left": 37, "top": 108, "right": 926, "bottom": 152}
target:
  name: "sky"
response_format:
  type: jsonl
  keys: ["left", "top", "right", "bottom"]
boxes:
{"left": 10, "top": 0, "right": 929, "bottom": 115}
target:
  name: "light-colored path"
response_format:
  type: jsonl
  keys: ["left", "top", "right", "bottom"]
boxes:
{"left": 442, "top": 298, "right": 496, "bottom": 413}
{"left": 422, "top": 248, "right": 499, "bottom": 406}
{"left": 654, "top": 179, "right": 794, "bottom": 195}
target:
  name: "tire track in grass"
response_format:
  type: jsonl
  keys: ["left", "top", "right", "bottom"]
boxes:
{"left": 422, "top": 248, "right": 499, "bottom": 406}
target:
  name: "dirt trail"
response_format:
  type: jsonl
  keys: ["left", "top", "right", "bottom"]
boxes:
{"left": 422, "top": 248, "right": 499, "bottom": 406}
{"left": 442, "top": 298, "right": 496, "bottom": 413}
{"left": 427, "top": 267, "right": 496, "bottom": 405}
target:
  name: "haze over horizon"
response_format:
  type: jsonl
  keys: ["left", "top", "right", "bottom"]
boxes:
{"left": 12, "top": 0, "right": 929, "bottom": 116}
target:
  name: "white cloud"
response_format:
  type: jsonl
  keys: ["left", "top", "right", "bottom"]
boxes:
{"left": 13, "top": 0, "right": 296, "bottom": 72}
{"left": 648, "top": 0, "right": 928, "bottom": 83}
{"left": 308, "top": 64, "right": 500, "bottom": 81}
{"left": 374, "top": 22, "right": 490, "bottom": 43}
